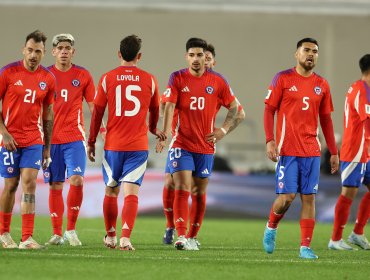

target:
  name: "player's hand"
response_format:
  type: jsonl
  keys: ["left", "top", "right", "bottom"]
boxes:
{"left": 2, "top": 132, "right": 18, "bottom": 152}
{"left": 205, "top": 128, "right": 226, "bottom": 144}
{"left": 266, "top": 140, "right": 279, "bottom": 162}
{"left": 87, "top": 145, "right": 96, "bottom": 162}
{"left": 156, "top": 140, "right": 166, "bottom": 153}
{"left": 42, "top": 148, "right": 52, "bottom": 170}
{"left": 330, "top": 154, "right": 339, "bottom": 174}
{"left": 154, "top": 129, "right": 167, "bottom": 141}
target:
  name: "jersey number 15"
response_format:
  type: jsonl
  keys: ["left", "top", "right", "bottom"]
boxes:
{"left": 115, "top": 85, "right": 141, "bottom": 117}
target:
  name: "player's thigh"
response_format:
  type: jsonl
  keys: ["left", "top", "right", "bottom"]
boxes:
{"left": 0, "top": 147, "right": 21, "bottom": 178}
{"left": 275, "top": 156, "right": 299, "bottom": 194}
{"left": 63, "top": 141, "right": 87, "bottom": 179}
{"left": 20, "top": 167, "right": 39, "bottom": 192}
{"left": 172, "top": 170, "right": 193, "bottom": 191}
{"left": 341, "top": 161, "right": 366, "bottom": 188}
{"left": 43, "top": 144, "right": 66, "bottom": 184}
{"left": 192, "top": 176, "right": 209, "bottom": 195}
{"left": 120, "top": 151, "right": 148, "bottom": 187}
{"left": 298, "top": 157, "right": 320, "bottom": 194}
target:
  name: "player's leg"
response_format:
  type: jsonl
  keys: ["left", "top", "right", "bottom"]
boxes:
{"left": 329, "top": 161, "right": 363, "bottom": 250}
{"left": 263, "top": 156, "right": 297, "bottom": 254}
{"left": 348, "top": 162, "right": 370, "bottom": 249}
{"left": 162, "top": 156, "right": 176, "bottom": 244}
{"left": 44, "top": 144, "right": 65, "bottom": 245}
{"left": 298, "top": 157, "right": 320, "bottom": 259}
{"left": 119, "top": 151, "right": 148, "bottom": 251}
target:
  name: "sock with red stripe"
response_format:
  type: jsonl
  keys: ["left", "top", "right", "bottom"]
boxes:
{"left": 0, "top": 211, "right": 12, "bottom": 234}
{"left": 162, "top": 187, "right": 175, "bottom": 228}
{"left": 21, "top": 213, "right": 35, "bottom": 241}
{"left": 49, "top": 189, "right": 64, "bottom": 236}
{"left": 103, "top": 195, "right": 118, "bottom": 237}
{"left": 66, "top": 184, "right": 83, "bottom": 231}
{"left": 300, "top": 218, "right": 315, "bottom": 247}
{"left": 173, "top": 190, "right": 190, "bottom": 236}
{"left": 187, "top": 194, "right": 206, "bottom": 238}
{"left": 353, "top": 192, "right": 370, "bottom": 235}
{"left": 331, "top": 195, "right": 352, "bottom": 241}
{"left": 121, "top": 195, "right": 138, "bottom": 238}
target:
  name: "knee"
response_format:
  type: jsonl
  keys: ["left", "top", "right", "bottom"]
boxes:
{"left": 105, "top": 186, "right": 119, "bottom": 197}
{"left": 70, "top": 175, "right": 83, "bottom": 186}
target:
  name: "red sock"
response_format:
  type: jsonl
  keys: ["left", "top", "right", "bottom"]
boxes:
{"left": 267, "top": 207, "right": 284, "bottom": 229}
{"left": 187, "top": 194, "right": 206, "bottom": 238}
{"left": 49, "top": 189, "right": 64, "bottom": 236}
{"left": 103, "top": 195, "right": 118, "bottom": 237}
{"left": 300, "top": 218, "right": 315, "bottom": 247}
{"left": 0, "top": 211, "right": 12, "bottom": 234}
{"left": 331, "top": 195, "right": 352, "bottom": 241}
{"left": 163, "top": 187, "right": 175, "bottom": 228}
{"left": 121, "top": 195, "right": 138, "bottom": 238}
{"left": 173, "top": 190, "right": 190, "bottom": 236}
{"left": 21, "top": 213, "right": 35, "bottom": 241}
{"left": 354, "top": 192, "right": 370, "bottom": 235}
{"left": 66, "top": 184, "right": 83, "bottom": 231}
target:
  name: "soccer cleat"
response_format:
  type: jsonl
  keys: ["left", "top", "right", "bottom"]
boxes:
{"left": 194, "top": 238, "right": 201, "bottom": 247}
{"left": 328, "top": 239, "right": 356, "bottom": 250}
{"left": 103, "top": 235, "right": 117, "bottom": 249}
{"left": 19, "top": 237, "right": 45, "bottom": 250}
{"left": 63, "top": 230, "right": 82, "bottom": 246}
{"left": 299, "top": 246, "right": 318, "bottom": 259}
{"left": 263, "top": 225, "right": 277, "bottom": 254}
{"left": 163, "top": 228, "right": 175, "bottom": 245}
{"left": 187, "top": 238, "right": 200, "bottom": 251}
{"left": 0, "top": 232, "right": 18, "bottom": 249}
{"left": 348, "top": 232, "right": 370, "bottom": 250}
{"left": 45, "top": 234, "right": 64, "bottom": 246}
{"left": 174, "top": 235, "right": 190, "bottom": 250}
{"left": 119, "top": 237, "right": 135, "bottom": 251}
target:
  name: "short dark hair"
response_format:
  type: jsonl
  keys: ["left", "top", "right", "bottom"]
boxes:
{"left": 25, "top": 30, "right": 47, "bottom": 46}
{"left": 120, "top": 35, "right": 142, "bottom": 62}
{"left": 359, "top": 54, "right": 370, "bottom": 74}
{"left": 296, "top": 38, "right": 319, "bottom": 49}
{"left": 205, "top": 43, "right": 216, "bottom": 57}
{"left": 186, "top": 37, "right": 207, "bottom": 52}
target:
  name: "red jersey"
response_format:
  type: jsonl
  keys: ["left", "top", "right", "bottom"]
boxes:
{"left": 164, "top": 68, "right": 235, "bottom": 154}
{"left": 94, "top": 66, "right": 160, "bottom": 151}
{"left": 48, "top": 64, "right": 95, "bottom": 144}
{"left": 161, "top": 90, "right": 178, "bottom": 137}
{"left": 0, "top": 61, "right": 55, "bottom": 147}
{"left": 340, "top": 80, "right": 370, "bottom": 162}
{"left": 264, "top": 67, "right": 333, "bottom": 157}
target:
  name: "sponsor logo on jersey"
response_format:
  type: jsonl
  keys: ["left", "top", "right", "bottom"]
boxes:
{"left": 314, "top": 86, "right": 322, "bottom": 95}
{"left": 39, "top": 82, "right": 47, "bottom": 90}
{"left": 7, "top": 167, "right": 14, "bottom": 173}
{"left": 14, "top": 80, "right": 23, "bottom": 86}
{"left": 72, "top": 79, "right": 80, "bottom": 87}
{"left": 288, "top": 85, "right": 298, "bottom": 92}
{"left": 205, "top": 86, "right": 214, "bottom": 94}
{"left": 181, "top": 86, "right": 190, "bottom": 93}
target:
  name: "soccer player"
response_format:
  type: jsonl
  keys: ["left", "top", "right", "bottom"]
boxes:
{"left": 43, "top": 34, "right": 98, "bottom": 246}
{"left": 158, "top": 38, "right": 245, "bottom": 250}
{"left": 161, "top": 43, "right": 217, "bottom": 245}
{"left": 328, "top": 54, "right": 370, "bottom": 250}
{"left": 87, "top": 34, "right": 165, "bottom": 250}
{"left": 263, "top": 38, "right": 339, "bottom": 259}
{"left": 0, "top": 30, "right": 55, "bottom": 249}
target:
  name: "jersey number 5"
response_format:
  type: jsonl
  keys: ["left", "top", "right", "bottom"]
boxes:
{"left": 302, "top": 97, "right": 310, "bottom": 110}
{"left": 115, "top": 85, "right": 141, "bottom": 117}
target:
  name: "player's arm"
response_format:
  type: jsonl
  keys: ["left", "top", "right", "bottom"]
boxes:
{"left": 156, "top": 101, "right": 175, "bottom": 153}
{"left": 320, "top": 113, "right": 339, "bottom": 174}
{"left": 42, "top": 103, "right": 54, "bottom": 169}
{"left": 264, "top": 103, "right": 279, "bottom": 162}
{"left": 87, "top": 101, "right": 106, "bottom": 141}
{"left": 87, "top": 104, "right": 105, "bottom": 162}
{"left": 0, "top": 112, "right": 18, "bottom": 151}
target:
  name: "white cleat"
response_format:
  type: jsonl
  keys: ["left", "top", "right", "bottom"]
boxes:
{"left": 348, "top": 232, "right": 370, "bottom": 250}
{"left": 103, "top": 235, "right": 117, "bottom": 249}
{"left": 0, "top": 232, "right": 18, "bottom": 249}
{"left": 64, "top": 230, "right": 82, "bottom": 246}
{"left": 187, "top": 238, "right": 200, "bottom": 251}
{"left": 19, "top": 237, "right": 45, "bottom": 250}
{"left": 45, "top": 234, "right": 64, "bottom": 246}
{"left": 119, "top": 237, "right": 135, "bottom": 251}
{"left": 174, "top": 235, "right": 191, "bottom": 250}
{"left": 328, "top": 239, "right": 356, "bottom": 250}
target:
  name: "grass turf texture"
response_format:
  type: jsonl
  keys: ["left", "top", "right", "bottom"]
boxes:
{"left": 1, "top": 216, "right": 369, "bottom": 280}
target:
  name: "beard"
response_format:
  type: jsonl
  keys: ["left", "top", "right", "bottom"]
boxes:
{"left": 299, "top": 60, "right": 315, "bottom": 71}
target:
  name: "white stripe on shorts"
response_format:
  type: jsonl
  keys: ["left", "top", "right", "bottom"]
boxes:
{"left": 121, "top": 160, "right": 148, "bottom": 183}
{"left": 102, "top": 158, "right": 118, "bottom": 187}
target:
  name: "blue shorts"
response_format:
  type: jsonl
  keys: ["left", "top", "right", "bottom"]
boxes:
{"left": 43, "top": 141, "right": 87, "bottom": 183}
{"left": 340, "top": 161, "right": 370, "bottom": 187}
{"left": 103, "top": 150, "right": 148, "bottom": 187}
{"left": 0, "top": 145, "right": 43, "bottom": 178}
{"left": 167, "top": 148, "right": 214, "bottom": 178}
{"left": 164, "top": 155, "right": 171, "bottom": 174}
{"left": 275, "top": 156, "right": 320, "bottom": 194}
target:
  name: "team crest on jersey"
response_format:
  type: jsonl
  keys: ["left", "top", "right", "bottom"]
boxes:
{"left": 39, "top": 82, "right": 47, "bottom": 90}
{"left": 7, "top": 167, "right": 14, "bottom": 174}
{"left": 72, "top": 79, "right": 80, "bottom": 87}
{"left": 278, "top": 182, "right": 284, "bottom": 189}
{"left": 172, "top": 161, "right": 178, "bottom": 168}
{"left": 44, "top": 172, "right": 50, "bottom": 178}
{"left": 205, "top": 86, "right": 214, "bottom": 94}
{"left": 314, "top": 86, "right": 322, "bottom": 95}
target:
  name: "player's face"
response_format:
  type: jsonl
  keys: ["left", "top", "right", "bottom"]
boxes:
{"left": 22, "top": 39, "right": 45, "bottom": 72}
{"left": 205, "top": 51, "right": 216, "bottom": 69}
{"left": 295, "top": 42, "right": 319, "bottom": 71}
{"left": 52, "top": 41, "right": 75, "bottom": 66}
{"left": 186, "top": 48, "right": 205, "bottom": 73}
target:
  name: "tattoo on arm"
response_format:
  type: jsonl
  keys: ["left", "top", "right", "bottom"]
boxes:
{"left": 222, "top": 106, "right": 239, "bottom": 134}
{"left": 22, "top": 193, "right": 35, "bottom": 203}
{"left": 43, "top": 105, "right": 54, "bottom": 149}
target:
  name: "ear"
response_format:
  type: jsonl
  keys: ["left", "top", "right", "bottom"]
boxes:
{"left": 71, "top": 47, "right": 76, "bottom": 57}
{"left": 137, "top": 52, "right": 142, "bottom": 60}
{"left": 118, "top": 51, "right": 122, "bottom": 59}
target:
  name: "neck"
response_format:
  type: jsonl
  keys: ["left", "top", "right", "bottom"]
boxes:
{"left": 23, "top": 60, "right": 38, "bottom": 72}
{"left": 121, "top": 60, "right": 137, "bottom": 67}
{"left": 362, "top": 74, "right": 370, "bottom": 87}
{"left": 55, "top": 62, "right": 72, "bottom": 72}
{"left": 189, "top": 67, "right": 205, "bottom": 77}
{"left": 295, "top": 65, "right": 313, "bottom": 77}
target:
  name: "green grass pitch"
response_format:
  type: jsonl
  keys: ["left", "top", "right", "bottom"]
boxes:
{"left": 1, "top": 216, "right": 369, "bottom": 280}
